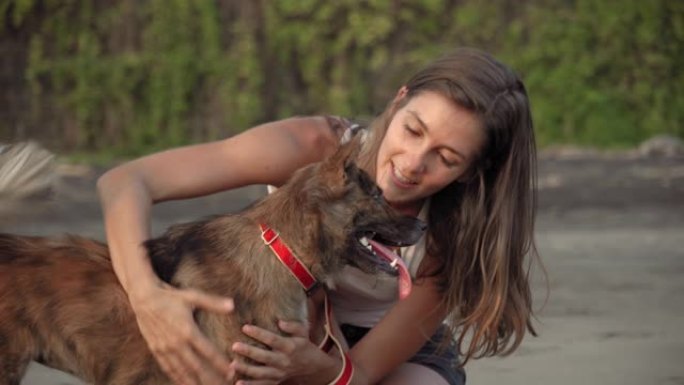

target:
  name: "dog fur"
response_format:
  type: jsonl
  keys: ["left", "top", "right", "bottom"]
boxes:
{"left": 0, "top": 138, "right": 425, "bottom": 385}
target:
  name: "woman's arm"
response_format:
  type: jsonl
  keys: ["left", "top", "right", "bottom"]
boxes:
{"left": 100, "top": 116, "right": 339, "bottom": 295}
{"left": 234, "top": 272, "right": 447, "bottom": 385}
{"left": 97, "top": 116, "right": 340, "bottom": 384}
{"left": 349, "top": 276, "right": 446, "bottom": 384}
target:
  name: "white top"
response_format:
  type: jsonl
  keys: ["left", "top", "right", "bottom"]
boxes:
{"left": 328, "top": 201, "right": 429, "bottom": 327}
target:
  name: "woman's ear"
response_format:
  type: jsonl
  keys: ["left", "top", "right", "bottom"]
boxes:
{"left": 387, "top": 86, "right": 409, "bottom": 118}
{"left": 393, "top": 86, "right": 408, "bottom": 104}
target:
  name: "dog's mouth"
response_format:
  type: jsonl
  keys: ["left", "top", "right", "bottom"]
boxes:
{"left": 355, "top": 233, "right": 412, "bottom": 300}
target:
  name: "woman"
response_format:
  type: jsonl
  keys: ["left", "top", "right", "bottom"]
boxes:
{"left": 97, "top": 47, "right": 539, "bottom": 385}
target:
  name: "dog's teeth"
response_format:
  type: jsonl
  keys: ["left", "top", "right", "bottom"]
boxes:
{"left": 360, "top": 237, "right": 374, "bottom": 252}
{"left": 390, "top": 258, "right": 398, "bottom": 269}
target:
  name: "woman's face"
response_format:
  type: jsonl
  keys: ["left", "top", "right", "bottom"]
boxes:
{"left": 376, "top": 90, "right": 485, "bottom": 215}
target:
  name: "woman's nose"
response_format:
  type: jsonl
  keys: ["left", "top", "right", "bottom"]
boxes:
{"left": 403, "top": 150, "right": 427, "bottom": 175}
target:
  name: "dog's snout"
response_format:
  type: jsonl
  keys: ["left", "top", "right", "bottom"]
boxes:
{"left": 403, "top": 216, "right": 426, "bottom": 231}
{"left": 397, "top": 217, "right": 426, "bottom": 245}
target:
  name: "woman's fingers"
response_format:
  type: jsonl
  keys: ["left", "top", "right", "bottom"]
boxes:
{"left": 235, "top": 380, "right": 279, "bottom": 385}
{"left": 179, "top": 293, "right": 235, "bottom": 380}
{"left": 180, "top": 288, "right": 234, "bottom": 314}
{"left": 155, "top": 354, "right": 185, "bottom": 385}
{"left": 177, "top": 341, "right": 208, "bottom": 379}
{"left": 232, "top": 359, "right": 285, "bottom": 381}
{"left": 194, "top": 353, "right": 231, "bottom": 385}
{"left": 241, "top": 324, "right": 296, "bottom": 353}
{"left": 232, "top": 341, "right": 288, "bottom": 368}
{"left": 176, "top": 288, "right": 235, "bottom": 378}
{"left": 277, "top": 320, "right": 309, "bottom": 337}
{"left": 160, "top": 350, "right": 200, "bottom": 385}
{"left": 190, "top": 326, "right": 235, "bottom": 379}
{"left": 163, "top": 334, "right": 229, "bottom": 385}
{"left": 148, "top": 325, "right": 202, "bottom": 385}
{"left": 131, "top": 285, "right": 235, "bottom": 384}
{"left": 232, "top": 321, "right": 326, "bottom": 382}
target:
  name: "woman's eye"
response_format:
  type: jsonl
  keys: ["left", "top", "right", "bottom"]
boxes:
{"left": 403, "top": 124, "right": 419, "bottom": 136}
{"left": 440, "top": 155, "right": 458, "bottom": 167}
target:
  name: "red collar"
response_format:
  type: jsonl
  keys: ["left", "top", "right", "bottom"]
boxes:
{"left": 259, "top": 224, "right": 319, "bottom": 295}
{"left": 258, "top": 223, "right": 354, "bottom": 384}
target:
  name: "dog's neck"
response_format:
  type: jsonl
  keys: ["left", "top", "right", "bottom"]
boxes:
{"left": 247, "top": 182, "right": 344, "bottom": 282}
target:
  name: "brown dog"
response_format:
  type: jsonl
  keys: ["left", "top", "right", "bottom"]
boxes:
{"left": 0, "top": 137, "right": 425, "bottom": 385}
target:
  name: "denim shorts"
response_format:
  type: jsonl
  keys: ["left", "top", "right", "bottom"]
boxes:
{"left": 340, "top": 324, "right": 466, "bottom": 385}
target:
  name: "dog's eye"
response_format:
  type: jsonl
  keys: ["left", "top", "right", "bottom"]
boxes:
{"left": 355, "top": 168, "right": 381, "bottom": 196}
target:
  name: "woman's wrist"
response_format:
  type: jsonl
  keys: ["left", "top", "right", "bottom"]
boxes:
{"left": 124, "top": 273, "right": 165, "bottom": 303}
{"left": 321, "top": 353, "right": 344, "bottom": 384}
{"left": 290, "top": 351, "right": 346, "bottom": 385}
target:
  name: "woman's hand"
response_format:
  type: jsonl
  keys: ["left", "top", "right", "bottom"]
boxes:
{"left": 230, "top": 320, "right": 337, "bottom": 384}
{"left": 129, "top": 281, "right": 236, "bottom": 385}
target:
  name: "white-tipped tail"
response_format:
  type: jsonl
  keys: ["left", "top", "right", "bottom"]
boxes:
{"left": 0, "top": 142, "right": 55, "bottom": 199}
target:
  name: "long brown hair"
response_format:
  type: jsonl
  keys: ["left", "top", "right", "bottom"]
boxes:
{"left": 358, "top": 48, "right": 541, "bottom": 364}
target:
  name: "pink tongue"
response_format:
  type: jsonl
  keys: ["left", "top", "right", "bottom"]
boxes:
{"left": 368, "top": 239, "right": 412, "bottom": 300}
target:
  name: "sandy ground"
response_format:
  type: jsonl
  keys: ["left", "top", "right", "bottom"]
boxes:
{"left": 3, "top": 153, "right": 683, "bottom": 385}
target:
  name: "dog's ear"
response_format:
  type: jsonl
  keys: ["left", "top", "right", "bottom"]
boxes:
{"left": 321, "top": 133, "right": 362, "bottom": 185}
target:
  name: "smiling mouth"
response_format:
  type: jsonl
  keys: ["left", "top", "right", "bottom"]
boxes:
{"left": 392, "top": 164, "right": 417, "bottom": 186}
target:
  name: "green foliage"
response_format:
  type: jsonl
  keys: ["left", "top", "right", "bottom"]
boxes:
{"left": 496, "top": 0, "right": 684, "bottom": 146}
{"left": 10, "top": 0, "right": 253, "bottom": 155}
{"left": 2, "top": 0, "right": 682, "bottom": 154}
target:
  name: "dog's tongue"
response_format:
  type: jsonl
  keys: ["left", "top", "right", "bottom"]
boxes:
{"left": 368, "top": 239, "right": 412, "bottom": 300}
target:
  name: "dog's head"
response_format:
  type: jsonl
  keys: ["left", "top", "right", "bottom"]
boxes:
{"left": 275, "top": 134, "right": 426, "bottom": 297}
